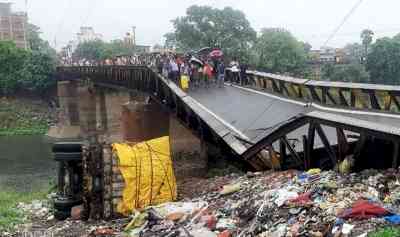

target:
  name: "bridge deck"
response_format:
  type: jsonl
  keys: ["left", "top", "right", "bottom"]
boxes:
{"left": 190, "top": 84, "right": 400, "bottom": 150}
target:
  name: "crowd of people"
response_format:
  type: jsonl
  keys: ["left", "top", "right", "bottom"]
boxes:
{"left": 62, "top": 48, "right": 250, "bottom": 91}
{"left": 151, "top": 52, "right": 249, "bottom": 91}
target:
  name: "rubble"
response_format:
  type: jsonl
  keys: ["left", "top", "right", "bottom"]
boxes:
{"left": 7, "top": 169, "right": 400, "bottom": 236}
{"left": 123, "top": 169, "right": 400, "bottom": 236}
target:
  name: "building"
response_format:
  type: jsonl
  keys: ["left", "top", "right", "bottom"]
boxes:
{"left": 309, "top": 47, "right": 346, "bottom": 64}
{"left": 123, "top": 26, "right": 150, "bottom": 53}
{"left": 76, "top": 26, "right": 102, "bottom": 44}
{"left": 309, "top": 50, "right": 321, "bottom": 63}
{"left": 67, "top": 27, "right": 102, "bottom": 53}
{"left": 334, "top": 48, "right": 345, "bottom": 64}
{"left": 123, "top": 26, "right": 136, "bottom": 46}
{"left": 0, "top": 2, "right": 28, "bottom": 49}
{"left": 319, "top": 47, "right": 336, "bottom": 63}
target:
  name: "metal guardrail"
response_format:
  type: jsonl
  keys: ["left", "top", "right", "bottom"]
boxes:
{"left": 226, "top": 70, "right": 400, "bottom": 113}
{"left": 61, "top": 64, "right": 400, "bottom": 112}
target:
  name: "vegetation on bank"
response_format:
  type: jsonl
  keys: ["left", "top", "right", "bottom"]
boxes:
{"left": 0, "top": 187, "right": 50, "bottom": 232}
{"left": 0, "top": 24, "right": 56, "bottom": 96}
{"left": 368, "top": 227, "right": 400, "bottom": 237}
{"left": 0, "top": 98, "right": 54, "bottom": 136}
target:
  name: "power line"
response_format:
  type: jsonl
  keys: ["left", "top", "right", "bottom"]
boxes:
{"left": 322, "top": 0, "right": 364, "bottom": 47}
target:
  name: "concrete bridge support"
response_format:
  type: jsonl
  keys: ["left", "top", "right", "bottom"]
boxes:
{"left": 52, "top": 81, "right": 81, "bottom": 138}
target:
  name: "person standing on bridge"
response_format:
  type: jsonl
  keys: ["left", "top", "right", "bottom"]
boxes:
{"left": 229, "top": 58, "right": 240, "bottom": 84}
{"left": 190, "top": 62, "right": 200, "bottom": 88}
{"left": 162, "top": 58, "right": 169, "bottom": 78}
{"left": 169, "top": 57, "right": 180, "bottom": 83}
{"left": 240, "top": 62, "right": 248, "bottom": 86}
{"left": 203, "top": 61, "right": 213, "bottom": 88}
{"left": 217, "top": 60, "right": 225, "bottom": 88}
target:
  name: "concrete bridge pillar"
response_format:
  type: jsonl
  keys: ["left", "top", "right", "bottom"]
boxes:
{"left": 96, "top": 89, "right": 108, "bottom": 134}
{"left": 78, "top": 86, "right": 98, "bottom": 142}
{"left": 120, "top": 96, "right": 169, "bottom": 142}
{"left": 52, "top": 81, "right": 81, "bottom": 138}
{"left": 58, "top": 81, "right": 80, "bottom": 126}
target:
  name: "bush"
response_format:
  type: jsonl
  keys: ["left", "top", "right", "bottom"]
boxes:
{"left": 0, "top": 41, "right": 56, "bottom": 96}
{"left": 321, "top": 63, "right": 370, "bottom": 83}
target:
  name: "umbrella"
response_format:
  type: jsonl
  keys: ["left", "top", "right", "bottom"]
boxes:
{"left": 189, "top": 56, "right": 204, "bottom": 66}
{"left": 209, "top": 49, "right": 223, "bottom": 58}
{"left": 196, "top": 47, "right": 213, "bottom": 55}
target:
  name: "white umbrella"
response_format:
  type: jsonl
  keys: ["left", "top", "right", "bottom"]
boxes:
{"left": 190, "top": 56, "right": 204, "bottom": 66}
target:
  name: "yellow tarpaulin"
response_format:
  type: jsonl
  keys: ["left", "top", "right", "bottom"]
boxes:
{"left": 112, "top": 136, "right": 177, "bottom": 216}
{"left": 180, "top": 75, "right": 189, "bottom": 90}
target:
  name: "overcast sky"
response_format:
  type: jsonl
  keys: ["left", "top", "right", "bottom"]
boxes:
{"left": 10, "top": 0, "right": 400, "bottom": 50}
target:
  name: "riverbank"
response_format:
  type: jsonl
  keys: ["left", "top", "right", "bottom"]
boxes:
{"left": 0, "top": 97, "right": 56, "bottom": 136}
{"left": 0, "top": 134, "right": 57, "bottom": 233}
{"left": 0, "top": 185, "right": 51, "bottom": 233}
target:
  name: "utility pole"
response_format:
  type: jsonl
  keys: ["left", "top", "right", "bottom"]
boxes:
{"left": 132, "top": 26, "right": 136, "bottom": 46}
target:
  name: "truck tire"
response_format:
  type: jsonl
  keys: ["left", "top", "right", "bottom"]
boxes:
{"left": 52, "top": 142, "right": 83, "bottom": 153}
{"left": 53, "top": 152, "right": 82, "bottom": 161}
{"left": 54, "top": 198, "right": 82, "bottom": 210}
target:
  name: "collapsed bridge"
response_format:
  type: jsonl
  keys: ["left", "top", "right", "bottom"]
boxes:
{"left": 54, "top": 65, "right": 400, "bottom": 218}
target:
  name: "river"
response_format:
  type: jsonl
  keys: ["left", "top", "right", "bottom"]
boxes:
{"left": 0, "top": 135, "right": 56, "bottom": 192}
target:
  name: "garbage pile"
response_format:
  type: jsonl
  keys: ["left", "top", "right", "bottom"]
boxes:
{"left": 124, "top": 169, "right": 400, "bottom": 237}
{"left": 17, "top": 199, "right": 54, "bottom": 221}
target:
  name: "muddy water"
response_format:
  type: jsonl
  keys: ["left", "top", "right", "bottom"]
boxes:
{"left": 0, "top": 135, "right": 56, "bottom": 192}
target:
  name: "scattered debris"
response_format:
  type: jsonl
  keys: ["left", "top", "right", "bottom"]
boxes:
{"left": 122, "top": 168, "right": 400, "bottom": 236}
{"left": 7, "top": 168, "right": 400, "bottom": 236}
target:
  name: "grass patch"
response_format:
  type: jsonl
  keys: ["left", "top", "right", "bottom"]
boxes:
{"left": 368, "top": 227, "right": 400, "bottom": 237}
{"left": 0, "top": 187, "right": 50, "bottom": 232}
{"left": 0, "top": 127, "right": 49, "bottom": 136}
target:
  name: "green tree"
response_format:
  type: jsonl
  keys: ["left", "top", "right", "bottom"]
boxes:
{"left": 361, "top": 29, "right": 374, "bottom": 58}
{"left": 0, "top": 41, "right": 56, "bottom": 95}
{"left": 21, "top": 51, "right": 57, "bottom": 93}
{"left": 73, "top": 40, "right": 109, "bottom": 63}
{"left": 106, "top": 40, "right": 135, "bottom": 56}
{"left": 0, "top": 22, "right": 56, "bottom": 96}
{"left": 343, "top": 43, "right": 363, "bottom": 64}
{"left": 26, "top": 23, "right": 56, "bottom": 59}
{"left": 302, "top": 42, "right": 312, "bottom": 54}
{"left": 393, "top": 33, "right": 400, "bottom": 42}
{"left": 252, "top": 28, "right": 308, "bottom": 75}
{"left": 163, "top": 32, "right": 179, "bottom": 50}
{"left": 321, "top": 63, "right": 369, "bottom": 83}
{"left": 0, "top": 41, "right": 28, "bottom": 94}
{"left": 366, "top": 37, "right": 400, "bottom": 85}
{"left": 167, "top": 5, "right": 256, "bottom": 60}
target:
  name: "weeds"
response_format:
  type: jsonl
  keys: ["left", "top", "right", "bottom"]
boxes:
{"left": 368, "top": 227, "right": 400, "bottom": 237}
{"left": 0, "top": 186, "right": 50, "bottom": 232}
{"left": 0, "top": 98, "right": 53, "bottom": 136}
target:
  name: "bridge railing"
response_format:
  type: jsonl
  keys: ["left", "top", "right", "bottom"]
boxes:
{"left": 226, "top": 69, "right": 400, "bottom": 113}
{"left": 60, "top": 65, "right": 400, "bottom": 113}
